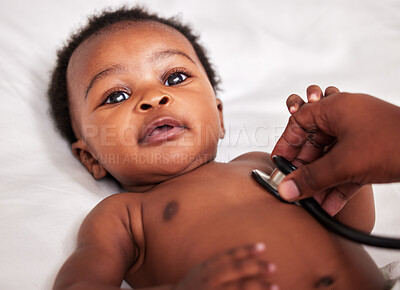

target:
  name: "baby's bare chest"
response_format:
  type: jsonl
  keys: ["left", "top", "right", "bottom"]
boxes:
{"left": 143, "top": 161, "right": 276, "bottom": 230}
{"left": 132, "top": 162, "right": 308, "bottom": 281}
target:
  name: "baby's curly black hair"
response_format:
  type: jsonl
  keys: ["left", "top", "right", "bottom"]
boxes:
{"left": 48, "top": 6, "right": 221, "bottom": 144}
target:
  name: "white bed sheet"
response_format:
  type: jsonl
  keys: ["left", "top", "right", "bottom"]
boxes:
{"left": 1, "top": 0, "right": 400, "bottom": 289}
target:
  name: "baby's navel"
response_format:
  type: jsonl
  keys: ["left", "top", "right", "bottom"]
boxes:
{"left": 314, "top": 275, "right": 335, "bottom": 288}
{"left": 163, "top": 201, "right": 179, "bottom": 221}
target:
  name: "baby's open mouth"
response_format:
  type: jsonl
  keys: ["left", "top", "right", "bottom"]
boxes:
{"left": 140, "top": 117, "right": 186, "bottom": 145}
{"left": 149, "top": 124, "right": 175, "bottom": 136}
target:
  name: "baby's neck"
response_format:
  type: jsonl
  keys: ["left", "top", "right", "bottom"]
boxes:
{"left": 120, "top": 159, "right": 218, "bottom": 193}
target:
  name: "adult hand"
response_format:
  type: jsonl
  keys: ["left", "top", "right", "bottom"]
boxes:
{"left": 272, "top": 86, "right": 400, "bottom": 215}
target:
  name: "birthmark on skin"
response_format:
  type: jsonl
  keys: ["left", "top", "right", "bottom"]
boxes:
{"left": 314, "top": 276, "right": 335, "bottom": 288}
{"left": 163, "top": 201, "right": 179, "bottom": 221}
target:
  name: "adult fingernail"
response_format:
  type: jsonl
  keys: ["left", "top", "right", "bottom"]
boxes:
{"left": 289, "top": 105, "right": 297, "bottom": 113}
{"left": 279, "top": 180, "right": 300, "bottom": 201}
{"left": 309, "top": 93, "right": 319, "bottom": 102}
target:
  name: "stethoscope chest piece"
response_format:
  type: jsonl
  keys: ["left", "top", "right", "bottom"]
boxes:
{"left": 252, "top": 155, "right": 299, "bottom": 205}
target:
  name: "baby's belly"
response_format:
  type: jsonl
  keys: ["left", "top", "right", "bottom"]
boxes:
{"left": 130, "top": 185, "right": 384, "bottom": 289}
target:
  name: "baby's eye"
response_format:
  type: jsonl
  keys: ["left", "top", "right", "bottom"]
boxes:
{"left": 164, "top": 72, "right": 188, "bottom": 86}
{"left": 105, "top": 91, "right": 130, "bottom": 104}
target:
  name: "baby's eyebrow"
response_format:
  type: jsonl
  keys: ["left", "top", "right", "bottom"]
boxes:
{"left": 148, "top": 49, "right": 196, "bottom": 65}
{"left": 85, "top": 64, "right": 128, "bottom": 99}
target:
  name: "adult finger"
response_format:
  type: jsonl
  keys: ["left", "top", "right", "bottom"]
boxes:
{"left": 320, "top": 192, "right": 348, "bottom": 216}
{"left": 290, "top": 139, "right": 324, "bottom": 168}
{"left": 271, "top": 116, "right": 307, "bottom": 161}
{"left": 324, "top": 86, "right": 340, "bottom": 97}
{"left": 306, "top": 85, "right": 323, "bottom": 103}
{"left": 277, "top": 145, "right": 348, "bottom": 201}
{"left": 289, "top": 125, "right": 336, "bottom": 169}
{"left": 319, "top": 183, "right": 361, "bottom": 216}
{"left": 273, "top": 105, "right": 335, "bottom": 165}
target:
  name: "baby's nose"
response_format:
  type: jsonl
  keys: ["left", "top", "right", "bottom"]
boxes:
{"left": 137, "top": 94, "right": 171, "bottom": 112}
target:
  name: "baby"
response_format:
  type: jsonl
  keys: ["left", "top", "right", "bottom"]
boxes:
{"left": 49, "top": 7, "right": 385, "bottom": 290}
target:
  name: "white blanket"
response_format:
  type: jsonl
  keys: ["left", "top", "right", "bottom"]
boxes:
{"left": 1, "top": 0, "right": 400, "bottom": 289}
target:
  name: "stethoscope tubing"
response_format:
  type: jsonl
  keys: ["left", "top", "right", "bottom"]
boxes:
{"left": 252, "top": 156, "right": 400, "bottom": 249}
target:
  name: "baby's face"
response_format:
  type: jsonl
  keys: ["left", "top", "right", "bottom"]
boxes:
{"left": 67, "top": 21, "right": 224, "bottom": 191}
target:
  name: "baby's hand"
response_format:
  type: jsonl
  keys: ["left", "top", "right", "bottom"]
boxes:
{"left": 173, "top": 243, "right": 278, "bottom": 290}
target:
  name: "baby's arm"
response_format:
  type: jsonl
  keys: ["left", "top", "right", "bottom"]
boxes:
{"left": 53, "top": 195, "right": 149, "bottom": 290}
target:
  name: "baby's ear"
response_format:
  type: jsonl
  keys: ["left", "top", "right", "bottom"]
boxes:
{"left": 71, "top": 139, "right": 107, "bottom": 180}
{"left": 216, "top": 98, "right": 225, "bottom": 139}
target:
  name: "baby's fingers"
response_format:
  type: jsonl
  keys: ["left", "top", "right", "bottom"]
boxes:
{"left": 222, "top": 276, "right": 279, "bottom": 290}
{"left": 213, "top": 259, "right": 277, "bottom": 288}
{"left": 210, "top": 243, "right": 266, "bottom": 265}
{"left": 206, "top": 243, "right": 277, "bottom": 287}
{"left": 286, "top": 94, "right": 305, "bottom": 114}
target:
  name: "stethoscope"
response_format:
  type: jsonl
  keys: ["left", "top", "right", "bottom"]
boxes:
{"left": 252, "top": 155, "right": 400, "bottom": 249}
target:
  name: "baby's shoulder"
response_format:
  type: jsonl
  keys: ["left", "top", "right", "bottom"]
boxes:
{"left": 89, "top": 192, "right": 143, "bottom": 218}
{"left": 81, "top": 192, "right": 145, "bottom": 241}
{"left": 229, "top": 151, "right": 274, "bottom": 171}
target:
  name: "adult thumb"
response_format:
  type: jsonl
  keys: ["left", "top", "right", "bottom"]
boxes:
{"left": 278, "top": 152, "right": 344, "bottom": 201}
